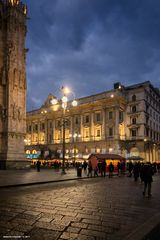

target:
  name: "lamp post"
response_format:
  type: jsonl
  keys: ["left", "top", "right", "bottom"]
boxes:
{"left": 51, "top": 86, "right": 77, "bottom": 174}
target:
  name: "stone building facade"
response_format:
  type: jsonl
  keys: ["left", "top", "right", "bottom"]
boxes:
{"left": 26, "top": 81, "right": 160, "bottom": 163}
{"left": 0, "top": 0, "right": 27, "bottom": 169}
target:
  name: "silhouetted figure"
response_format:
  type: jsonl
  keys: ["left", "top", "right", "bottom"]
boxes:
{"left": 117, "top": 162, "right": 121, "bottom": 176}
{"left": 141, "top": 162, "right": 153, "bottom": 197}
{"left": 87, "top": 160, "right": 92, "bottom": 177}
{"left": 133, "top": 162, "right": 139, "bottom": 181}
{"left": 83, "top": 161, "right": 88, "bottom": 173}
{"left": 109, "top": 162, "right": 114, "bottom": 178}
{"left": 98, "top": 161, "right": 102, "bottom": 174}
{"left": 128, "top": 161, "right": 133, "bottom": 177}
{"left": 36, "top": 160, "right": 41, "bottom": 172}
{"left": 101, "top": 160, "right": 106, "bottom": 177}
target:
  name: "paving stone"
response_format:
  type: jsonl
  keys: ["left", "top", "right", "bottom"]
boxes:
{"left": 28, "top": 227, "right": 61, "bottom": 240}
{"left": 75, "top": 235, "right": 95, "bottom": 240}
{"left": 24, "top": 210, "right": 41, "bottom": 216}
{"left": 66, "top": 226, "right": 81, "bottom": 233}
{"left": 13, "top": 224, "right": 33, "bottom": 233}
{"left": 80, "top": 228, "right": 106, "bottom": 238}
{"left": 82, "top": 218, "right": 102, "bottom": 225}
{"left": 77, "top": 213, "right": 101, "bottom": 220}
{"left": 3, "top": 230, "right": 25, "bottom": 237}
{"left": 0, "top": 175, "right": 160, "bottom": 240}
{"left": 16, "top": 213, "right": 39, "bottom": 220}
{"left": 56, "top": 210, "right": 77, "bottom": 217}
{"left": 35, "top": 221, "right": 66, "bottom": 231}
{"left": 60, "top": 231, "right": 79, "bottom": 239}
{"left": 51, "top": 219, "right": 71, "bottom": 227}
{"left": 11, "top": 218, "right": 37, "bottom": 226}
{"left": 0, "top": 220, "right": 19, "bottom": 229}
{"left": 71, "top": 222, "right": 88, "bottom": 229}
{"left": 38, "top": 217, "right": 53, "bottom": 223}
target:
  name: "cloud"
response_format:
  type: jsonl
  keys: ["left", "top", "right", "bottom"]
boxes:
{"left": 23, "top": 0, "right": 160, "bottom": 111}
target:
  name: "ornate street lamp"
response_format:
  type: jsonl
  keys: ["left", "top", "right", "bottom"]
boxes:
{"left": 51, "top": 86, "right": 77, "bottom": 174}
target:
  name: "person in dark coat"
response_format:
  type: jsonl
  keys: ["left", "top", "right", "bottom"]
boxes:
{"left": 133, "top": 162, "right": 139, "bottom": 181}
{"left": 141, "top": 162, "right": 153, "bottom": 197}
{"left": 117, "top": 162, "right": 121, "bottom": 176}
{"left": 128, "top": 161, "right": 133, "bottom": 177}
{"left": 109, "top": 162, "right": 114, "bottom": 178}
{"left": 36, "top": 160, "right": 41, "bottom": 172}
{"left": 101, "top": 160, "right": 106, "bottom": 177}
{"left": 87, "top": 160, "right": 92, "bottom": 177}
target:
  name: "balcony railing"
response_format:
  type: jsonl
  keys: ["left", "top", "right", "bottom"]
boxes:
{"left": 27, "top": 135, "right": 115, "bottom": 145}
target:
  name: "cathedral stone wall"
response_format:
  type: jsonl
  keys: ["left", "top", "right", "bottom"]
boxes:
{"left": 0, "top": 0, "right": 28, "bottom": 169}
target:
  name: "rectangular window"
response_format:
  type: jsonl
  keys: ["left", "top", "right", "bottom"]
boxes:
{"left": 96, "top": 113, "right": 101, "bottom": 121}
{"left": 119, "top": 111, "right": 123, "bottom": 121}
{"left": 75, "top": 117, "right": 79, "bottom": 124}
{"left": 57, "top": 120, "right": 61, "bottom": 127}
{"left": 109, "top": 111, "right": 113, "bottom": 120}
{"left": 146, "top": 128, "right": 149, "bottom": 137}
{"left": 131, "top": 129, "right": 137, "bottom": 137}
{"left": 132, "top": 118, "right": 136, "bottom": 124}
{"left": 109, "top": 128, "right": 113, "bottom": 137}
{"left": 86, "top": 115, "right": 89, "bottom": 123}
{"left": 41, "top": 123, "right": 45, "bottom": 130}
{"left": 97, "top": 129, "right": 100, "bottom": 137}
{"left": 132, "top": 106, "right": 136, "bottom": 113}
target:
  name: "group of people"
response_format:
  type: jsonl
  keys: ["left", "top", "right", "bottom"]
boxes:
{"left": 127, "top": 161, "right": 156, "bottom": 197}
{"left": 87, "top": 159, "right": 107, "bottom": 177}
{"left": 36, "top": 158, "right": 158, "bottom": 197}
{"left": 85, "top": 159, "right": 157, "bottom": 197}
{"left": 86, "top": 160, "right": 125, "bottom": 178}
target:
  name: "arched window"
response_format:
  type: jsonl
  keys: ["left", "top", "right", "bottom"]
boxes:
{"left": 132, "top": 118, "right": 136, "bottom": 124}
{"left": 132, "top": 95, "right": 136, "bottom": 101}
{"left": 132, "top": 106, "right": 136, "bottom": 113}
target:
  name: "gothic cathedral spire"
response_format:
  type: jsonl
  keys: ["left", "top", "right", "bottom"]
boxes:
{"left": 0, "top": 0, "right": 28, "bottom": 169}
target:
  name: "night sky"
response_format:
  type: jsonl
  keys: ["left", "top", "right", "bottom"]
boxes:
{"left": 23, "top": 0, "right": 160, "bottom": 111}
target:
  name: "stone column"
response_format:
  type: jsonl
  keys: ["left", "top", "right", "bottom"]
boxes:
{"left": 115, "top": 107, "right": 119, "bottom": 140}
{"left": 53, "top": 120, "right": 55, "bottom": 144}
{"left": 91, "top": 112, "right": 94, "bottom": 141}
{"left": 102, "top": 109, "right": 106, "bottom": 140}
{"left": 80, "top": 114, "right": 83, "bottom": 140}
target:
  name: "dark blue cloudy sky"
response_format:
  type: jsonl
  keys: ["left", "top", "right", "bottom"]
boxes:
{"left": 23, "top": 0, "right": 160, "bottom": 111}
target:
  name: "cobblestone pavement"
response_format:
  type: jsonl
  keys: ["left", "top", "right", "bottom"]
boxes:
{"left": 0, "top": 174, "right": 160, "bottom": 240}
{"left": 0, "top": 168, "right": 87, "bottom": 187}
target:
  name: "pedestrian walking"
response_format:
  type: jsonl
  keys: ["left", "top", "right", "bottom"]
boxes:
{"left": 83, "top": 160, "right": 88, "bottom": 173}
{"left": 36, "top": 160, "right": 41, "bottom": 172}
{"left": 109, "top": 162, "right": 114, "bottom": 178}
{"left": 87, "top": 160, "right": 92, "bottom": 177}
{"left": 101, "top": 160, "right": 106, "bottom": 177}
{"left": 93, "top": 166, "right": 98, "bottom": 177}
{"left": 117, "top": 161, "right": 121, "bottom": 176}
{"left": 133, "top": 162, "right": 139, "bottom": 181}
{"left": 141, "top": 162, "right": 153, "bottom": 197}
{"left": 98, "top": 161, "right": 102, "bottom": 174}
{"left": 128, "top": 161, "right": 133, "bottom": 177}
